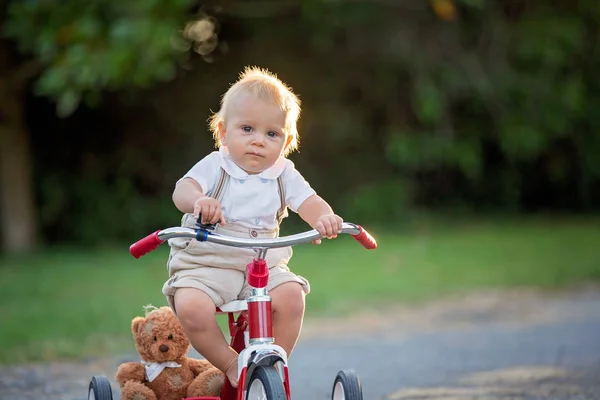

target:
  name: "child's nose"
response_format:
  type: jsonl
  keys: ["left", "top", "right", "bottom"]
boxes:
{"left": 252, "top": 134, "right": 265, "bottom": 146}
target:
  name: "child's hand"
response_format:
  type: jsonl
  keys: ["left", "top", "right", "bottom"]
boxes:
{"left": 193, "top": 195, "right": 225, "bottom": 225}
{"left": 313, "top": 214, "right": 343, "bottom": 245}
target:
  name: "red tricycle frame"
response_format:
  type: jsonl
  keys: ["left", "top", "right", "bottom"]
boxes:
{"left": 99, "top": 221, "right": 376, "bottom": 400}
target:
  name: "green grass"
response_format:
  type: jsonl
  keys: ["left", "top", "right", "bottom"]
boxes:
{"left": 2, "top": 216, "right": 600, "bottom": 364}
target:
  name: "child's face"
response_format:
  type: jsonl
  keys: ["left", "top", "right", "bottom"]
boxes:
{"left": 219, "top": 93, "right": 292, "bottom": 174}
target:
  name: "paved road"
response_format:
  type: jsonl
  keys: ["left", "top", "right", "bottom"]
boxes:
{"left": 289, "top": 289, "right": 600, "bottom": 399}
{"left": 2, "top": 288, "right": 599, "bottom": 400}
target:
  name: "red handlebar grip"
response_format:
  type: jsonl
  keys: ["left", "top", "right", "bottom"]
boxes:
{"left": 351, "top": 225, "right": 377, "bottom": 250}
{"left": 129, "top": 230, "right": 164, "bottom": 259}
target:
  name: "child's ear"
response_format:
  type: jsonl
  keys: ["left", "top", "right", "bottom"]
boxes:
{"left": 283, "top": 134, "right": 293, "bottom": 153}
{"left": 218, "top": 122, "right": 227, "bottom": 145}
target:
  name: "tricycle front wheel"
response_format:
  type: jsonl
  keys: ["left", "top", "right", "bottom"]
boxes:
{"left": 246, "top": 365, "right": 286, "bottom": 400}
{"left": 331, "top": 369, "right": 363, "bottom": 400}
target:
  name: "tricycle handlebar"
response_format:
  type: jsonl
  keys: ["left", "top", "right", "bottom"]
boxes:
{"left": 129, "top": 222, "right": 377, "bottom": 259}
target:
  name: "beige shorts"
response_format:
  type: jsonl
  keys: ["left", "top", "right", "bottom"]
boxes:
{"left": 162, "top": 219, "right": 310, "bottom": 310}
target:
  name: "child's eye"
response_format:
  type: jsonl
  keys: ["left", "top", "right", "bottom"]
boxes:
{"left": 267, "top": 131, "right": 279, "bottom": 138}
{"left": 168, "top": 334, "right": 173, "bottom": 340}
{"left": 242, "top": 126, "right": 253, "bottom": 132}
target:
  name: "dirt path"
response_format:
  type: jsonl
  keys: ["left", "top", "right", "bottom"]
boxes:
{"left": 2, "top": 286, "right": 599, "bottom": 400}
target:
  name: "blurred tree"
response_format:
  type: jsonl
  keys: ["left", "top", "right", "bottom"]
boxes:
{"left": 3, "top": 0, "right": 599, "bottom": 248}
{"left": 289, "top": 0, "right": 600, "bottom": 213}
{"left": 380, "top": 0, "right": 600, "bottom": 210}
{"left": 0, "top": 0, "right": 220, "bottom": 252}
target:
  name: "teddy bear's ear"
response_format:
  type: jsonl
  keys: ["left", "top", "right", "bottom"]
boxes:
{"left": 143, "top": 304, "right": 158, "bottom": 315}
{"left": 131, "top": 316, "right": 145, "bottom": 335}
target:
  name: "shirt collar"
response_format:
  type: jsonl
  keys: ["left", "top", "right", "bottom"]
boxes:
{"left": 219, "top": 146, "right": 286, "bottom": 180}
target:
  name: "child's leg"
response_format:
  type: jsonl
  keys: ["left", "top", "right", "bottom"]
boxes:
{"left": 269, "top": 282, "right": 306, "bottom": 357}
{"left": 174, "top": 288, "right": 239, "bottom": 387}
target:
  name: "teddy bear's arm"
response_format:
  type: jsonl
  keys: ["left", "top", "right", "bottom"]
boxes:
{"left": 116, "top": 362, "right": 146, "bottom": 387}
{"left": 187, "top": 358, "right": 214, "bottom": 376}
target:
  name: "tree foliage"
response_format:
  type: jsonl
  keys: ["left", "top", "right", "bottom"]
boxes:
{"left": 3, "top": 0, "right": 600, "bottom": 246}
{"left": 3, "top": 0, "right": 210, "bottom": 116}
{"left": 292, "top": 0, "right": 600, "bottom": 212}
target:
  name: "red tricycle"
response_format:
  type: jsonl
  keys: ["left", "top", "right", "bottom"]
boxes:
{"left": 88, "top": 220, "right": 376, "bottom": 400}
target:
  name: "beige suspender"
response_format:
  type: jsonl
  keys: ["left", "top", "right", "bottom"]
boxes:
{"left": 208, "top": 168, "right": 229, "bottom": 202}
{"left": 209, "top": 167, "right": 287, "bottom": 225}
{"left": 275, "top": 174, "right": 287, "bottom": 224}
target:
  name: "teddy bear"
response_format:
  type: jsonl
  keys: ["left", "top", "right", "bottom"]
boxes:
{"left": 116, "top": 305, "right": 225, "bottom": 400}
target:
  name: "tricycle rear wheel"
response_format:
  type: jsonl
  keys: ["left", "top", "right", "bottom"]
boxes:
{"left": 88, "top": 375, "right": 113, "bottom": 400}
{"left": 331, "top": 369, "right": 363, "bottom": 400}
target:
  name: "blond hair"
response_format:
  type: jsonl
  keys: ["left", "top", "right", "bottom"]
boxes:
{"left": 208, "top": 66, "right": 301, "bottom": 156}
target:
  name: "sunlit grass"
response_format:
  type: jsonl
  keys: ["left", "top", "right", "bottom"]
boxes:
{"left": 2, "top": 216, "right": 599, "bottom": 364}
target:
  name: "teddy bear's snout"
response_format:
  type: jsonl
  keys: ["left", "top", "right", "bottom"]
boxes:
{"left": 159, "top": 344, "right": 169, "bottom": 353}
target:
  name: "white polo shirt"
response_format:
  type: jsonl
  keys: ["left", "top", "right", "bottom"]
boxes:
{"left": 179, "top": 147, "right": 316, "bottom": 230}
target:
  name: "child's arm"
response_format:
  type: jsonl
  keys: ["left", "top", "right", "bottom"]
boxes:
{"left": 297, "top": 194, "right": 343, "bottom": 244}
{"left": 172, "top": 178, "right": 224, "bottom": 225}
{"left": 172, "top": 178, "right": 204, "bottom": 213}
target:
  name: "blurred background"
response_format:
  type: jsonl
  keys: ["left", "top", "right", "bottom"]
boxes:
{"left": 1, "top": 0, "right": 599, "bottom": 364}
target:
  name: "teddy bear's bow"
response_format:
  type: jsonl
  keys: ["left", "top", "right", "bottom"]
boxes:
{"left": 141, "top": 360, "right": 182, "bottom": 382}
